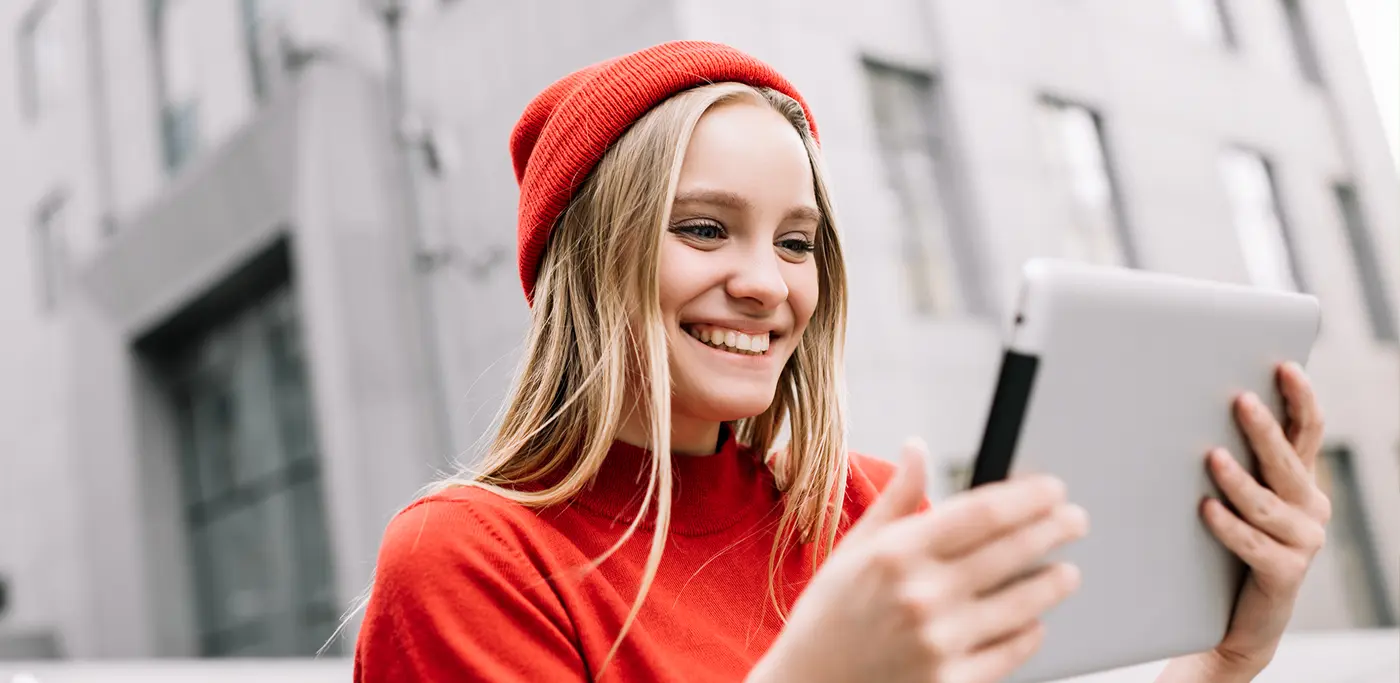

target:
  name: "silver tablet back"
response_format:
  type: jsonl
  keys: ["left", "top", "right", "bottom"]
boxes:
{"left": 971, "top": 260, "right": 1321, "bottom": 683}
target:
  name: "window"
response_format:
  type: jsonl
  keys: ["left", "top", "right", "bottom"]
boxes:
{"left": 1174, "top": 0, "right": 1237, "bottom": 48}
{"left": 1333, "top": 183, "right": 1398, "bottom": 342}
{"left": 1318, "top": 447, "right": 1397, "bottom": 627}
{"left": 17, "top": 0, "right": 68, "bottom": 122}
{"left": 865, "top": 60, "right": 963, "bottom": 316}
{"left": 30, "top": 192, "right": 68, "bottom": 312}
{"left": 168, "top": 287, "right": 340, "bottom": 656}
{"left": 1034, "top": 98, "right": 1134, "bottom": 267}
{"left": 1218, "top": 149, "right": 1303, "bottom": 290}
{"left": 1281, "top": 0, "right": 1324, "bottom": 84}
{"left": 241, "top": 0, "right": 285, "bottom": 102}
{"left": 152, "top": 0, "right": 202, "bottom": 171}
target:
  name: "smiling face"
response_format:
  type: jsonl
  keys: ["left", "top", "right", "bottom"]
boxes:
{"left": 661, "top": 99, "right": 822, "bottom": 432}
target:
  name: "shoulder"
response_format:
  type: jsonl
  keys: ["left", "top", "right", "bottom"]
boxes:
{"left": 372, "top": 485, "right": 559, "bottom": 591}
{"left": 848, "top": 452, "right": 899, "bottom": 491}
{"left": 357, "top": 487, "right": 589, "bottom": 679}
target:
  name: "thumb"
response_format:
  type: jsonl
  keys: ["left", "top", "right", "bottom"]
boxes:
{"left": 850, "top": 437, "right": 929, "bottom": 538}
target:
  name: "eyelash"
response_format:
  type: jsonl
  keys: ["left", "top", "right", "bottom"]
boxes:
{"left": 671, "top": 221, "right": 817, "bottom": 254}
{"left": 672, "top": 221, "right": 726, "bottom": 241}
{"left": 779, "top": 237, "right": 817, "bottom": 254}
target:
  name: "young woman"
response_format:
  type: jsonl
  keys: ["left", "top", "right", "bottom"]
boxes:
{"left": 352, "top": 41, "right": 1331, "bottom": 683}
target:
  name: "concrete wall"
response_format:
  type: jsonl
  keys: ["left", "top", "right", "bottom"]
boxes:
{"left": 288, "top": 64, "right": 451, "bottom": 641}
{"left": 0, "top": 0, "right": 120, "bottom": 658}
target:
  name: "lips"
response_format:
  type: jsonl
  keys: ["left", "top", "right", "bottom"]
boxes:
{"left": 682, "top": 323, "right": 771, "bottom": 355}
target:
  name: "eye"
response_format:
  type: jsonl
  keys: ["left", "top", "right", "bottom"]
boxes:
{"left": 777, "top": 235, "right": 817, "bottom": 255}
{"left": 671, "top": 220, "right": 727, "bottom": 242}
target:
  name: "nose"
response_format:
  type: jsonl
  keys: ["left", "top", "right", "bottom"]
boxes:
{"left": 725, "top": 243, "right": 789, "bottom": 309}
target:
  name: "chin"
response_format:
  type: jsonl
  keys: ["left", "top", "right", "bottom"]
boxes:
{"left": 675, "top": 385, "right": 779, "bottom": 423}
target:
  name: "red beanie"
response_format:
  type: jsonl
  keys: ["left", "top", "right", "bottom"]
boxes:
{"left": 509, "top": 40, "right": 820, "bottom": 305}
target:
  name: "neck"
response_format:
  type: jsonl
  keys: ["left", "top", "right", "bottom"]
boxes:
{"left": 615, "top": 409, "right": 723, "bottom": 456}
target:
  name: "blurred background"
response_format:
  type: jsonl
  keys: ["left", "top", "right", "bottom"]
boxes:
{"left": 0, "top": 0, "right": 1396, "bottom": 680}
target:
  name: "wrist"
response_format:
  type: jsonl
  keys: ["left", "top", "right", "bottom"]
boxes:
{"left": 1202, "top": 647, "right": 1269, "bottom": 683}
{"left": 1158, "top": 649, "right": 1268, "bottom": 683}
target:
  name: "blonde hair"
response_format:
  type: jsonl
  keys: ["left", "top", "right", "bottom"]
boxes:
{"left": 396, "top": 83, "right": 847, "bottom": 666}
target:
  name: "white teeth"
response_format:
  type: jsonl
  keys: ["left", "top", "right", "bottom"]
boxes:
{"left": 685, "top": 325, "right": 771, "bottom": 355}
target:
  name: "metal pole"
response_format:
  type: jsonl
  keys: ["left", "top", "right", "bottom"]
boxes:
{"left": 380, "top": 3, "right": 457, "bottom": 465}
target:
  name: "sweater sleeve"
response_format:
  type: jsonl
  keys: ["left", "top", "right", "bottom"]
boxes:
{"left": 353, "top": 495, "right": 588, "bottom": 682}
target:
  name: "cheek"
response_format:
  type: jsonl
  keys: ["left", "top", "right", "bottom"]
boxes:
{"left": 657, "top": 242, "right": 706, "bottom": 317}
{"left": 786, "top": 262, "right": 820, "bottom": 334}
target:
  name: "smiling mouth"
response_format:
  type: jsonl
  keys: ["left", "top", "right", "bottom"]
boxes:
{"left": 682, "top": 324, "right": 773, "bottom": 356}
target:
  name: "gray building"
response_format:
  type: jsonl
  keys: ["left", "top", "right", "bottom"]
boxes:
{"left": 0, "top": 0, "right": 1395, "bottom": 662}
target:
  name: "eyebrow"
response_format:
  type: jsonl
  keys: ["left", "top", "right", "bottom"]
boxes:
{"left": 672, "top": 189, "right": 822, "bottom": 224}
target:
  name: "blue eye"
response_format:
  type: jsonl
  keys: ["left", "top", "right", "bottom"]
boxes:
{"left": 672, "top": 221, "right": 726, "bottom": 241}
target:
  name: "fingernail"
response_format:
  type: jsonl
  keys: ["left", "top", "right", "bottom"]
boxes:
{"left": 1065, "top": 504, "right": 1090, "bottom": 534}
{"left": 1062, "top": 563, "right": 1083, "bottom": 589}
{"left": 1242, "top": 393, "right": 1264, "bottom": 418}
{"left": 1209, "top": 448, "right": 1231, "bottom": 467}
{"left": 903, "top": 436, "right": 928, "bottom": 454}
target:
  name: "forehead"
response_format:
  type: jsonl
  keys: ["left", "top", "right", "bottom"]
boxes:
{"left": 675, "top": 100, "right": 817, "bottom": 209}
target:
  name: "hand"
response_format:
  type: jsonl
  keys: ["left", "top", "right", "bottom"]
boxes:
{"left": 1160, "top": 362, "right": 1330, "bottom": 683}
{"left": 749, "top": 439, "right": 1089, "bottom": 683}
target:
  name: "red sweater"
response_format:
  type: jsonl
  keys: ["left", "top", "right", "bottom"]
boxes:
{"left": 353, "top": 432, "right": 898, "bottom": 682}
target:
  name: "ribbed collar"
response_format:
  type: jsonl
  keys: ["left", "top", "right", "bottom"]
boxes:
{"left": 569, "top": 426, "right": 780, "bottom": 537}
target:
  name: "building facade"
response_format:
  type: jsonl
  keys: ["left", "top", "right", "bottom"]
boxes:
{"left": 0, "top": 0, "right": 1395, "bottom": 661}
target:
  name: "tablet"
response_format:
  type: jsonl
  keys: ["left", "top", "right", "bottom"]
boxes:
{"left": 968, "top": 259, "right": 1321, "bottom": 683}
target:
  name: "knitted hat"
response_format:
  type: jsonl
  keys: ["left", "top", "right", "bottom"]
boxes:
{"left": 509, "top": 40, "right": 820, "bottom": 305}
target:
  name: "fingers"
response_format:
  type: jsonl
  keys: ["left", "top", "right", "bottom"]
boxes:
{"left": 1202, "top": 498, "right": 1309, "bottom": 595}
{"left": 922, "top": 563, "right": 1080, "bottom": 658}
{"left": 889, "top": 505, "right": 1085, "bottom": 628}
{"left": 1235, "top": 392, "right": 1312, "bottom": 506}
{"left": 848, "top": 438, "right": 929, "bottom": 540}
{"left": 1278, "top": 362, "right": 1325, "bottom": 471}
{"left": 1208, "top": 449, "right": 1325, "bottom": 551}
{"left": 914, "top": 475, "right": 1069, "bottom": 558}
{"left": 936, "top": 620, "right": 1046, "bottom": 683}
{"left": 953, "top": 503, "right": 1088, "bottom": 595}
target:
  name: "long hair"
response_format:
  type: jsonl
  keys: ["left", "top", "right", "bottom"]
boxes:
{"left": 436, "top": 82, "right": 849, "bottom": 666}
